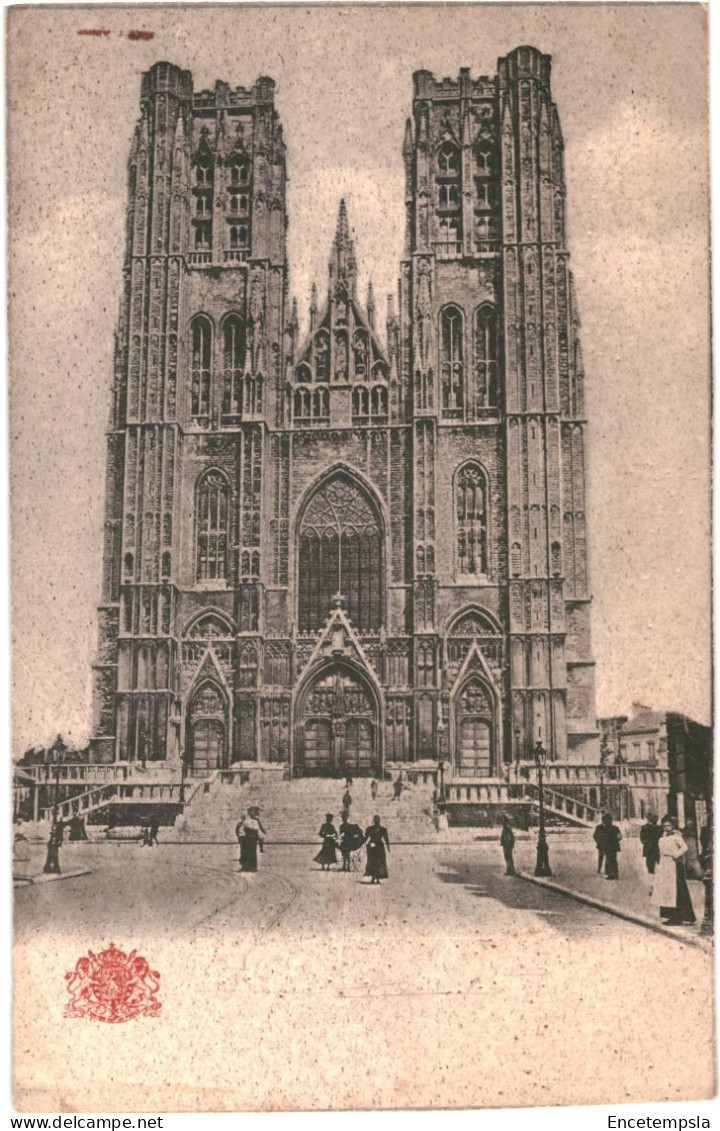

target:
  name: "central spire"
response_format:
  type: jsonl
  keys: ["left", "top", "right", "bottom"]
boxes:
{"left": 328, "top": 198, "right": 357, "bottom": 297}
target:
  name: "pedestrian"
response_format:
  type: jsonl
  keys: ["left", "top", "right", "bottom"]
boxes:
{"left": 500, "top": 814, "right": 516, "bottom": 876}
{"left": 149, "top": 815, "right": 160, "bottom": 846}
{"left": 315, "top": 813, "right": 338, "bottom": 871}
{"left": 364, "top": 815, "right": 390, "bottom": 884}
{"left": 593, "top": 812, "right": 622, "bottom": 879}
{"left": 236, "top": 806, "right": 265, "bottom": 872}
{"left": 392, "top": 773, "right": 403, "bottom": 802}
{"left": 342, "top": 788, "right": 353, "bottom": 813}
{"left": 344, "top": 774, "right": 353, "bottom": 790}
{"left": 339, "top": 813, "right": 363, "bottom": 872}
{"left": 370, "top": 779, "right": 379, "bottom": 802}
{"left": 640, "top": 812, "right": 662, "bottom": 874}
{"left": 140, "top": 822, "right": 151, "bottom": 847}
{"left": 651, "top": 816, "right": 696, "bottom": 925}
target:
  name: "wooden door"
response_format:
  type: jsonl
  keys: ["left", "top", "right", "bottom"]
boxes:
{"left": 344, "top": 719, "right": 375, "bottom": 776}
{"left": 302, "top": 719, "right": 332, "bottom": 775}
{"left": 458, "top": 718, "right": 491, "bottom": 777}
{"left": 191, "top": 719, "right": 225, "bottom": 773}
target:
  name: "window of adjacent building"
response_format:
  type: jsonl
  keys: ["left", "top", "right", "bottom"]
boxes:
{"left": 194, "top": 223, "right": 212, "bottom": 249}
{"left": 298, "top": 474, "right": 382, "bottom": 631}
{"left": 196, "top": 471, "right": 229, "bottom": 582}
{"left": 441, "top": 305, "right": 464, "bottom": 415}
{"left": 647, "top": 741, "right": 656, "bottom": 761}
{"left": 456, "top": 463, "right": 488, "bottom": 576}
{"left": 222, "top": 315, "right": 245, "bottom": 418}
{"left": 190, "top": 317, "right": 211, "bottom": 419}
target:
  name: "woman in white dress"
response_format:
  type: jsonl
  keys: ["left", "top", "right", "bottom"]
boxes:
{"left": 651, "top": 817, "right": 696, "bottom": 925}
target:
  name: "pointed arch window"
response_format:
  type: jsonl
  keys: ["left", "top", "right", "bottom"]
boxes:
{"left": 438, "top": 143, "right": 460, "bottom": 177}
{"left": 441, "top": 306, "right": 464, "bottom": 417}
{"left": 456, "top": 463, "right": 488, "bottom": 577}
{"left": 222, "top": 315, "right": 245, "bottom": 419}
{"left": 298, "top": 474, "right": 383, "bottom": 631}
{"left": 190, "top": 317, "right": 212, "bottom": 420}
{"left": 196, "top": 471, "right": 230, "bottom": 582}
{"left": 474, "top": 304, "right": 498, "bottom": 409}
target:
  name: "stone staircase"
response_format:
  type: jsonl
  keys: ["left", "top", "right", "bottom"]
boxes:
{"left": 175, "top": 776, "right": 438, "bottom": 843}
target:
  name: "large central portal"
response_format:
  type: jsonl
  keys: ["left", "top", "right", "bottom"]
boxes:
{"left": 296, "top": 663, "right": 379, "bottom": 777}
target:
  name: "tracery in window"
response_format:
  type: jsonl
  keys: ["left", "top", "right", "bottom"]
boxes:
{"left": 455, "top": 463, "right": 488, "bottom": 576}
{"left": 190, "top": 317, "right": 212, "bottom": 419}
{"left": 438, "top": 143, "right": 460, "bottom": 177}
{"left": 298, "top": 474, "right": 383, "bottom": 631}
{"left": 441, "top": 305, "right": 464, "bottom": 417}
{"left": 196, "top": 470, "right": 229, "bottom": 582}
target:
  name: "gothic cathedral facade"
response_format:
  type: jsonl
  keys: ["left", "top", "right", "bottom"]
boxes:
{"left": 90, "top": 47, "right": 598, "bottom": 778}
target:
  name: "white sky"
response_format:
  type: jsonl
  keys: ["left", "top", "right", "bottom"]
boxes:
{"left": 7, "top": 4, "right": 711, "bottom": 752}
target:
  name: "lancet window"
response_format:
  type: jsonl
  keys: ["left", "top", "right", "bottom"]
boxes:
{"left": 196, "top": 470, "right": 230, "bottom": 582}
{"left": 190, "top": 317, "right": 212, "bottom": 420}
{"left": 441, "top": 306, "right": 464, "bottom": 417}
{"left": 455, "top": 463, "right": 488, "bottom": 577}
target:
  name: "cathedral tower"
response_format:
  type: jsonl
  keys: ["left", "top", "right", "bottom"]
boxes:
{"left": 91, "top": 49, "right": 596, "bottom": 775}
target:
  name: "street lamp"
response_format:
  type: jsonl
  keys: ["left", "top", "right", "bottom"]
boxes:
{"left": 436, "top": 720, "right": 446, "bottom": 802}
{"left": 514, "top": 726, "right": 521, "bottom": 779}
{"left": 533, "top": 739, "right": 552, "bottom": 877}
{"left": 43, "top": 735, "right": 67, "bottom": 875}
{"left": 179, "top": 748, "right": 190, "bottom": 805}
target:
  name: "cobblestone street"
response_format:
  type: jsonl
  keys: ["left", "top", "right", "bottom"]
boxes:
{"left": 15, "top": 838, "right": 714, "bottom": 1112}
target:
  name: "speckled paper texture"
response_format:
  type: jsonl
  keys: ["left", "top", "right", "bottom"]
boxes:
{"left": 10, "top": 3, "right": 713, "bottom": 1113}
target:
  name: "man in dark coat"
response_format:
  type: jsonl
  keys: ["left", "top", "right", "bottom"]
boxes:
{"left": 593, "top": 812, "right": 622, "bottom": 879}
{"left": 640, "top": 813, "right": 662, "bottom": 874}
{"left": 500, "top": 814, "right": 516, "bottom": 876}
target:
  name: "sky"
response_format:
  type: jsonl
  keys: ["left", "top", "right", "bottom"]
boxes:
{"left": 7, "top": 3, "right": 711, "bottom": 753}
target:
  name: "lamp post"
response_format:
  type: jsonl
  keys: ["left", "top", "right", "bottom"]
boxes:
{"left": 514, "top": 726, "right": 521, "bottom": 780}
{"left": 43, "top": 735, "right": 67, "bottom": 875}
{"left": 533, "top": 739, "right": 552, "bottom": 877}
{"left": 179, "top": 748, "right": 190, "bottom": 805}
{"left": 436, "top": 720, "right": 446, "bottom": 801}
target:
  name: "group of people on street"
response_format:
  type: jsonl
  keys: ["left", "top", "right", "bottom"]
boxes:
{"left": 315, "top": 811, "right": 390, "bottom": 883}
{"left": 593, "top": 810, "right": 697, "bottom": 924}
{"left": 499, "top": 807, "right": 700, "bottom": 927}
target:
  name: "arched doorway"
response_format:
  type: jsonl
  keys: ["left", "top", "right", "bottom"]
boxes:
{"left": 454, "top": 677, "right": 494, "bottom": 777}
{"left": 296, "top": 663, "right": 379, "bottom": 777}
{"left": 187, "top": 681, "right": 228, "bottom": 771}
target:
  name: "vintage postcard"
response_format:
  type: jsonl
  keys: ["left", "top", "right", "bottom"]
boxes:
{"left": 9, "top": 2, "right": 713, "bottom": 1113}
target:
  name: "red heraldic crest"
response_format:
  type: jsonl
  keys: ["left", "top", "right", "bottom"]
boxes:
{"left": 64, "top": 942, "right": 162, "bottom": 1023}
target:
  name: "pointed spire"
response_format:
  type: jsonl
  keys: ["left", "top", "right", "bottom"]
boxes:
{"left": 367, "top": 281, "right": 375, "bottom": 329}
{"left": 328, "top": 198, "right": 357, "bottom": 297}
{"left": 403, "top": 118, "right": 414, "bottom": 157}
{"left": 386, "top": 293, "right": 395, "bottom": 322}
{"left": 290, "top": 296, "right": 299, "bottom": 333}
{"left": 309, "top": 282, "right": 318, "bottom": 330}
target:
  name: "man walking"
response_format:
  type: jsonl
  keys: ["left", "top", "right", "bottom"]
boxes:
{"left": 500, "top": 814, "right": 516, "bottom": 876}
{"left": 640, "top": 812, "right": 662, "bottom": 874}
{"left": 593, "top": 811, "right": 622, "bottom": 879}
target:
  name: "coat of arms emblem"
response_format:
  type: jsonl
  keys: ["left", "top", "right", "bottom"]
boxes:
{"left": 64, "top": 942, "right": 162, "bottom": 1023}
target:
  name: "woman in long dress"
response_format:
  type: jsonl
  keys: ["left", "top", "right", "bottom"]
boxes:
{"left": 237, "top": 806, "right": 265, "bottom": 873}
{"left": 364, "top": 814, "right": 390, "bottom": 884}
{"left": 315, "top": 813, "right": 338, "bottom": 871}
{"left": 651, "top": 817, "right": 696, "bottom": 925}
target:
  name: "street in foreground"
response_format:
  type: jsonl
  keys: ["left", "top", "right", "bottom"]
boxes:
{"left": 15, "top": 840, "right": 714, "bottom": 1112}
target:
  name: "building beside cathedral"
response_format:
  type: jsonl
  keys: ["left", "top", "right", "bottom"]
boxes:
{"left": 90, "top": 46, "right": 598, "bottom": 780}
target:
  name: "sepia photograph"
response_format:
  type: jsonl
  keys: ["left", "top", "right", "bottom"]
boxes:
{"left": 8, "top": 2, "right": 713, "bottom": 1114}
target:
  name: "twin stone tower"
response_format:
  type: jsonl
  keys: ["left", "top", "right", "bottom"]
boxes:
{"left": 90, "top": 47, "right": 598, "bottom": 781}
